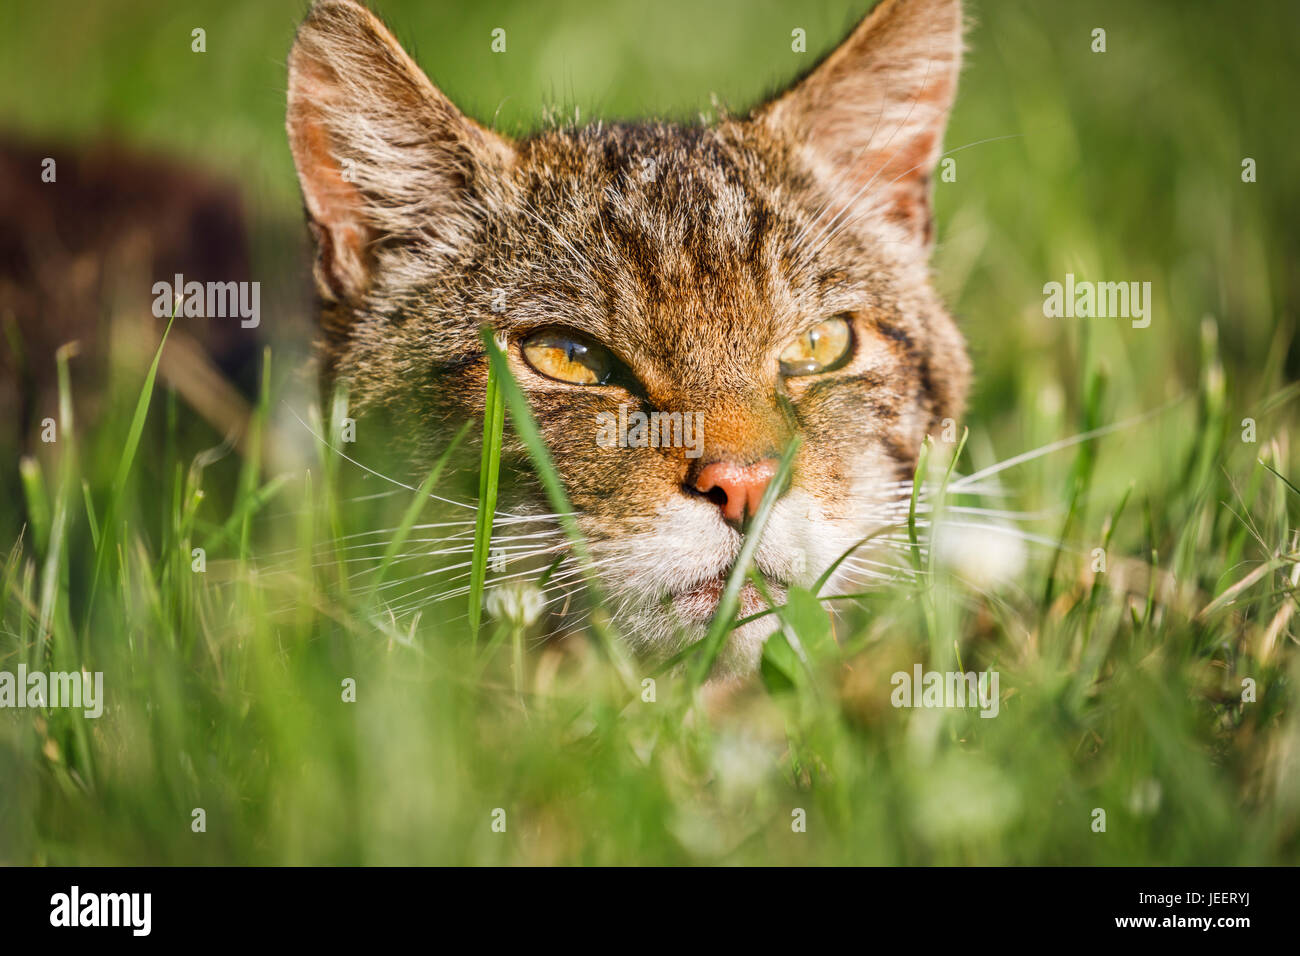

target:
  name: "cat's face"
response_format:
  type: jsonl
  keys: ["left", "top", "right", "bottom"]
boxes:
{"left": 287, "top": 0, "right": 969, "bottom": 676}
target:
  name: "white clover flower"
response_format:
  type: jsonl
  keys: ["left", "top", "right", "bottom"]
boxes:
{"left": 932, "top": 518, "right": 1028, "bottom": 591}
{"left": 485, "top": 582, "right": 545, "bottom": 629}
{"left": 1127, "top": 778, "right": 1162, "bottom": 816}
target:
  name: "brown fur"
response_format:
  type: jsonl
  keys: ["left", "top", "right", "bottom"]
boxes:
{"left": 0, "top": 138, "right": 255, "bottom": 442}
{"left": 286, "top": 0, "right": 970, "bottom": 675}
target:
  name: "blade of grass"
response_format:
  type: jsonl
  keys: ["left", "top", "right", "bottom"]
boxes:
{"left": 908, "top": 437, "right": 932, "bottom": 574}
{"left": 1042, "top": 367, "right": 1106, "bottom": 608}
{"left": 18, "top": 457, "right": 49, "bottom": 558}
{"left": 86, "top": 310, "right": 175, "bottom": 620}
{"left": 238, "top": 347, "right": 273, "bottom": 560}
{"left": 81, "top": 479, "right": 100, "bottom": 551}
{"left": 688, "top": 436, "right": 800, "bottom": 687}
{"left": 469, "top": 342, "right": 506, "bottom": 641}
{"left": 205, "top": 474, "right": 292, "bottom": 553}
{"left": 482, "top": 330, "right": 633, "bottom": 688}
{"left": 813, "top": 526, "right": 894, "bottom": 596}
{"left": 1259, "top": 459, "right": 1300, "bottom": 498}
{"left": 369, "top": 420, "right": 470, "bottom": 599}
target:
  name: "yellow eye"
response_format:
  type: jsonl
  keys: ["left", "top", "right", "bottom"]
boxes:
{"left": 779, "top": 316, "right": 853, "bottom": 376}
{"left": 521, "top": 329, "right": 613, "bottom": 385}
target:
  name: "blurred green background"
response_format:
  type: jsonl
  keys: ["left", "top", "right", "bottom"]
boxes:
{"left": 1, "top": 0, "right": 1298, "bottom": 865}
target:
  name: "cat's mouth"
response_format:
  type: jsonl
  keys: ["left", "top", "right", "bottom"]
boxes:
{"left": 670, "top": 573, "right": 770, "bottom": 624}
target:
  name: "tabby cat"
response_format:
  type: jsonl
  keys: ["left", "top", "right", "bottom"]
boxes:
{"left": 286, "top": 0, "right": 970, "bottom": 677}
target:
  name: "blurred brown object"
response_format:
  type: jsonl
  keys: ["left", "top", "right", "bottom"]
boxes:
{"left": 0, "top": 136, "right": 258, "bottom": 443}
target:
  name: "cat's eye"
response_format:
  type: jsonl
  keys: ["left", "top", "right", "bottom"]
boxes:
{"left": 779, "top": 316, "right": 853, "bottom": 376}
{"left": 520, "top": 329, "right": 614, "bottom": 385}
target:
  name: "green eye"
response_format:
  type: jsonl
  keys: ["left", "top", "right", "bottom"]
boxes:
{"left": 521, "top": 329, "right": 613, "bottom": 385}
{"left": 779, "top": 316, "right": 853, "bottom": 376}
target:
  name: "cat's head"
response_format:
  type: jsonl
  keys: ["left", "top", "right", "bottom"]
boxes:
{"left": 286, "top": 0, "right": 969, "bottom": 676}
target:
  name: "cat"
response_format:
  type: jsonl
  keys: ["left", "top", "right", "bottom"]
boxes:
{"left": 285, "top": 0, "right": 970, "bottom": 678}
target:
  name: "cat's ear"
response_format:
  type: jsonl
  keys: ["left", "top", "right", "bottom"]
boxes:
{"left": 751, "top": 0, "right": 963, "bottom": 247}
{"left": 286, "top": 0, "right": 515, "bottom": 304}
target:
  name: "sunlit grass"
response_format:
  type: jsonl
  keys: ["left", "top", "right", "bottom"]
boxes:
{"left": 2, "top": 297, "right": 1296, "bottom": 864}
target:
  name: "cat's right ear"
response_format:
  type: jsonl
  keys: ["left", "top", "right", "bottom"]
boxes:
{"left": 286, "top": 0, "right": 515, "bottom": 305}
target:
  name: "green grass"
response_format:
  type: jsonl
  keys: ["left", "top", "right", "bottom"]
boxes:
{"left": 2, "top": 0, "right": 1299, "bottom": 864}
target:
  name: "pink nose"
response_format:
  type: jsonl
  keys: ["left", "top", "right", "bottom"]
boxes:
{"left": 692, "top": 459, "right": 778, "bottom": 524}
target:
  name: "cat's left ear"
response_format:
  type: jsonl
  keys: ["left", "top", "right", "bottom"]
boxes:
{"left": 751, "top": 0, "right": 964, "bottom": 247}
